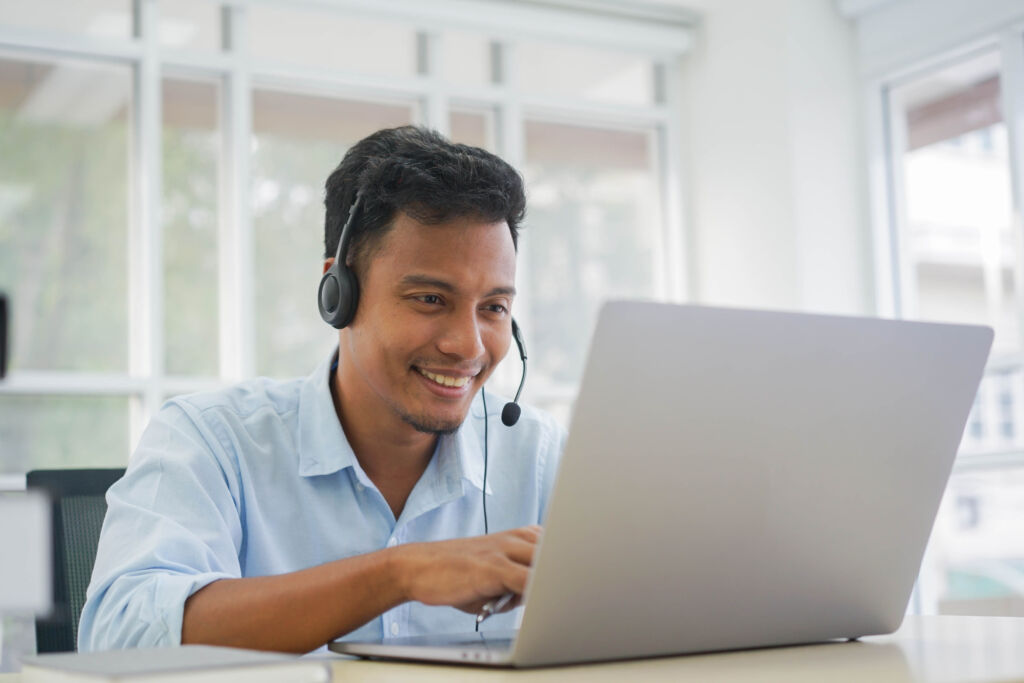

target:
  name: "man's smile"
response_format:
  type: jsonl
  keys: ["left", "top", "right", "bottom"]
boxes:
{"left": 415, "top": 366, "right": 475, "bottom": 387}
{"left": 413, "top": 366, "right": 480, "bottom": 391}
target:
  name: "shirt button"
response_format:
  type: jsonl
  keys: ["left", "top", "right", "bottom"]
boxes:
{"left": 387, "top": 537, "right": 398, "bottom": 547}
{"left": 355, "top": 482, "right": 364, "bottom": 491}
{"left": 390, "top": 622, "right": 399, "bottom": 636}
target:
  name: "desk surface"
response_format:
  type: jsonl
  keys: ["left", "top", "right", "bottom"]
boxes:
{"left": 323, "top": 616, "right": 1024, "bottom": 683}
{"left": 4, "top": 616, "right": 1023, "bottom": 682}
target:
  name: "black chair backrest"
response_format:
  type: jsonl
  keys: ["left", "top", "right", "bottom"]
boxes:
{"left": 26, "top": 468, "right": 125, "bottom": 653}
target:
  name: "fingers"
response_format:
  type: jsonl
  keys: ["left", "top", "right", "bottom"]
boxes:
{"left": 506, "top": 524, "right": 542, "bottom": 543}
{"left": 499, "top": 536, "right": 536, "bottom": 568}
{"left": 497, "top": 560, "right": 530, "bottom": 596}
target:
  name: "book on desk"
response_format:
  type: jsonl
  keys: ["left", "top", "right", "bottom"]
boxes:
{"left": 20, "top": 645, "right": 331, "bottom": 683}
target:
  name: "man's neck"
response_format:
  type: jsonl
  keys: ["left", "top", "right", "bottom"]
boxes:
{"left": 329, "top": 354, "right": 436, "bottom": 516}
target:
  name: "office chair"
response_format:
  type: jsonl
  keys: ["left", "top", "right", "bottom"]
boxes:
{"left": 26, "top": 468, "right": 125, "bottom": 653}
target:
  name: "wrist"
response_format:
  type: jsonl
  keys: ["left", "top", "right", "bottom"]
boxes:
{"left": 384, "top": 544, "right": 416, "bottom": 603}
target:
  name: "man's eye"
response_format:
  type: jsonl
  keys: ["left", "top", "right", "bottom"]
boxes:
{"left": 418, "top": 294, "right": 442, "bottom": 305}
{"left": 486, "top": 304, "right": 509, "bottom": 315}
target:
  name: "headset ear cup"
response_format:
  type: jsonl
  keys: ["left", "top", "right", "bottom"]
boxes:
{"left": 333, "top": 267, "right": 360, "bottom": 329}
{"left": 318, "top": 268, "right": 341, "bottom": 324}
{"left": 318, "top": 262, "right": 360, "bottom": 329}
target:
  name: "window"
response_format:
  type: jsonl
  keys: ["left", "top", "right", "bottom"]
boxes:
{"left": 251, "top": 90, "right": 415, "bottom": 377}
{"left": 881, "top": 41, "right": 1024, "bottom": 616}
{"left": 0, "top": 1, "right": 690, "bottom": 476}
{"left": 248, "top": 6, "right": 418, "bottom": 78}
{"left": 523, "top": 120, "right": 663, "bottom": 419}
{"left": 0, "top": 54, "right": 132, "bottom": 375}
{"left": 163, "top": 75, "right": 221, "bottom": 377}
{"left": 0, "top": 53, "right": 133, "bottom": 475}
{"left": 0, "top": 0, "right": 132, "bottom": 40}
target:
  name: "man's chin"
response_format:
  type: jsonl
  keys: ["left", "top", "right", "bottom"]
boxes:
{"left": 400, "top": 414, "right": 463, "bottom": 435}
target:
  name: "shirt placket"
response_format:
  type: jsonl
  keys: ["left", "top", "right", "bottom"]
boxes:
{"left": 382, "top": 527, "right": 408, "bottom": 639}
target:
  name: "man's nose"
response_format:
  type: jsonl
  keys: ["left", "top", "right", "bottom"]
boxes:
{"left": 437, "top": 309, "right": 485, "bottom": 360}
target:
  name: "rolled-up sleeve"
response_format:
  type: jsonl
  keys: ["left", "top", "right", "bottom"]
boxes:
{"left": 78, "top": 402, "right": 244, "bottom": 651}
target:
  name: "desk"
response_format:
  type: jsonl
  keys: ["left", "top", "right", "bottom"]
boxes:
{"left": 3, "top": 616, "right": 1023, "bottom": 682}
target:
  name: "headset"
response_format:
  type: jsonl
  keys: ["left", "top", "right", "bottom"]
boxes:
{"left": 317, "top": 189, "right": 528, "bottom": 532}
{"left": 318, "top": 190, "right": 364, "bottom": 330}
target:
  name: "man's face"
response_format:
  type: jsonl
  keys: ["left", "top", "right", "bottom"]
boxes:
{"left": 341, "top": 212, "right": 516, "bottom": 435}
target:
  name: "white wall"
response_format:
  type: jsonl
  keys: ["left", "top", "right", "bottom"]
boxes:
{"left": 678, "top": 0, "right": 871, "bottom": 315}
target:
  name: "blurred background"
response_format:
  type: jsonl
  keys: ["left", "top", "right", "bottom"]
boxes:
{"left": 0, "top": 0, "right": 1023, "bottom": 662}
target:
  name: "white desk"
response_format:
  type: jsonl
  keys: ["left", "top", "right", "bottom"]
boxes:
{"left": 4, "top": 616, "right": 1023, "bottom": 682}
{"left": 324, "top": 616, "right": 1024, "bottom": 683}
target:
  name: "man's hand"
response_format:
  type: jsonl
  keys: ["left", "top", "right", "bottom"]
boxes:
{"left": 182, "top": 525, "right": 542, "bottom": 652}
{"left": 393, "top": 525, "right": 541, "bottom": 614}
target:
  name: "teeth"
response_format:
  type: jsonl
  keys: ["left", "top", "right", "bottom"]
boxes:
{"left": 418, "top": 368, "right": 472, "bottom": 388}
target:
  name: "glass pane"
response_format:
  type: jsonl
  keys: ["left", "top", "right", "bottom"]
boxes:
{"left": 523, "top": 120, "right": 661, "bottom": 394}
{"left": 922, "top": 468, "right": 1024, "bottom": 616}
{"left": 249, "top": 7, "right": 416, "bottom": 78}
{"left": 893, "top": 52, "right": 1014, "bottom": 351}
{"left": 518, "top": 41, "right": 655, "bottom": 105}
{"left": 163, "top": 77, "right": 220, "bottom": 376}
{"left": 0, "top": 396, "right": 130, "bottom": 473}
{"left": 441, "top": 31, "right": 492, "bottom": 86}
{"left": 893, "top": 51, "right": 1018, "bottom": 459}
{"left": 0, "top": 0, "right": 131, "bottom": 39}
{"left": 160, "top": 0, "right": 221, "bottom": 52}
{"left": 252, "top": 89, "right": 415, "bottom": 377}
{"left": 449, "top": 108, "right": 495, "bottom": 151}
{"left": 961, "top": 368, "right": 1024, "bottom": 455}
{"left": 0, "top": 55, "right": 131, "bottom": 372}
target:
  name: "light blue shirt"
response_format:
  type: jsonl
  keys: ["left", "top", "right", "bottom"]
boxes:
{"left": 78, "top": 351, "right": 565, "bottom": 652}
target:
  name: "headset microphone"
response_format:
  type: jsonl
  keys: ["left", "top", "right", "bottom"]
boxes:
{"left": 501, "top": 318, "right": 527, "bottom": 427}
{"left": 478, "top": 318, "right": 528, "bottom": 630}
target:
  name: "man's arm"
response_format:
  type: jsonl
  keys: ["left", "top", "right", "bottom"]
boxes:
{"left": 182, "top": 526, "right": 538, "bottom": 653}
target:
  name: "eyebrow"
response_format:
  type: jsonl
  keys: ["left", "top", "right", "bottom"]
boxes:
{"left": 398, "top": 274, "right": 516, "bottom": 298}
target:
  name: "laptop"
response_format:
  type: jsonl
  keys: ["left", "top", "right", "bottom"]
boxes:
{"left": 330, "top": 301, "right": 993, "bottom": 668}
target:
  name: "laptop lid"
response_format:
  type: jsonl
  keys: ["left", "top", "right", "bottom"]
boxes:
{"left": 510, "top": 302, "right": 991, "bottom": 666}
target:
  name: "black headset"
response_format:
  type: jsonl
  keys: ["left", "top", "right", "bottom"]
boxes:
{"left": 318, "top": 190, "right": 364, "bottom": 330}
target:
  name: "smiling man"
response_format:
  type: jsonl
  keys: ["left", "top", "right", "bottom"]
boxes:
{"left": 78, "top": 127, "right": 565, "bottom": 653}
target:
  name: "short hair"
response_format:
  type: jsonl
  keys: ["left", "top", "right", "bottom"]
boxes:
{"left": 323, "top": 126, "right": 526, "bottom": 275}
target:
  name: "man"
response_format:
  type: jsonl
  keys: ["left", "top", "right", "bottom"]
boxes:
{"left": 79, "top": 127, "right": 565, "bottom": 653}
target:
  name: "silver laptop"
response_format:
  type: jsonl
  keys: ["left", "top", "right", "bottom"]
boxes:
{"left": 331, "top": 301, "right": 992, "bottom": 668}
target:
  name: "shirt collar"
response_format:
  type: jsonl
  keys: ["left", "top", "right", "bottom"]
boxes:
{"left": 296, "top": 348, "right": 493, "bottom": 496}
{"left": 296, "top": 349, "right": 358, "bottom": 477}
{"left": 441, "top": 409, "right": 492, "bottom": 495}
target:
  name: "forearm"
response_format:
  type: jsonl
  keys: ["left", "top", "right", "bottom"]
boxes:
{"left": 182, "top": 547, "right": 407, "bottom": 653}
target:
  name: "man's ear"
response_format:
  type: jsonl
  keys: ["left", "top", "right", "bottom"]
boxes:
{"left": 322, "top": 257, "right": 335, "bottom": 275}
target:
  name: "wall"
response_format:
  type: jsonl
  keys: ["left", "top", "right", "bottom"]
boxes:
{"left": 678, "top": 0, "right": 871, "bottom": 315}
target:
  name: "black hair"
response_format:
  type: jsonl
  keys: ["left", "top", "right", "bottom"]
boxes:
{"left": 323, "top": 126, "right": 526, "bottom": 274}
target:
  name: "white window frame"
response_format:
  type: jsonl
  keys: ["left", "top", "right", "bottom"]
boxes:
{"left": 0, "top": 0, "right": 695, "bottom": 473}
